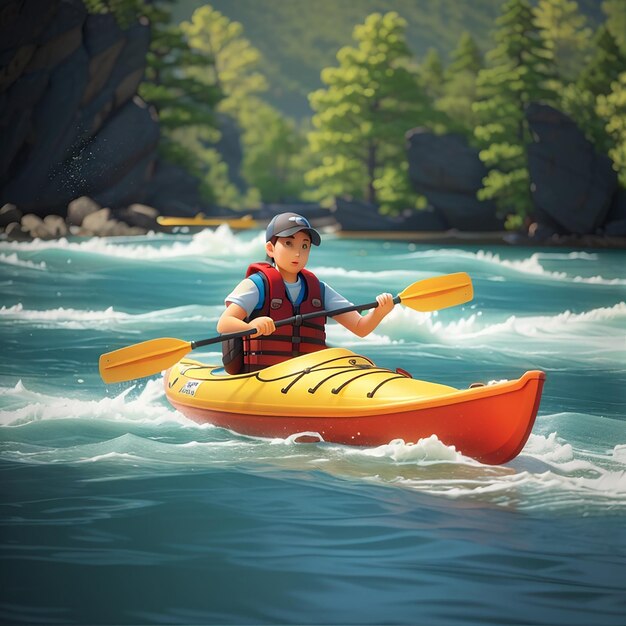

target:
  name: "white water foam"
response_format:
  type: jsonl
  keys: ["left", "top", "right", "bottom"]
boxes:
{"left": 0, "top": 226, "right": 266, "bottom": 262}
{"left": 0, "top": 303, "right": 222, "bottom": 330}
{"left": 0, "top": 378, "right": 186, "bottom": 427}
{"left": 0, "top": 252, "right": 47, "bottom": 271}
{"left": 400, "top": 249, "right": 626, "bottom": 285}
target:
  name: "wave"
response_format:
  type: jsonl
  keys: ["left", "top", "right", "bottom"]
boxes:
{"left": 0, "top": 252, "right": 47, "bottom": 271}
{"left": 400, "top": 249, "right": 626, "bottom": 285}
{"left": 0, "top": 226, "right": 266, "bottom": 263}
{"left": 0, "top": 303, "right": 222, "bottom": 330}
{"left": 329, "top": 301, "right": 626, "bottom": 356}
{"left": 1, "top": 377, "right": 624, "bottom": 513}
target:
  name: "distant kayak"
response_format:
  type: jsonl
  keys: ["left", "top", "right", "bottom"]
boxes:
{"left": 164, "top": 347, "right": 546, "bottom": 465}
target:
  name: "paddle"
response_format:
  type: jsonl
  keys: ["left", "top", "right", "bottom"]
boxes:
{"left": 99, "top": 272, "right": 473, "bottom": 384}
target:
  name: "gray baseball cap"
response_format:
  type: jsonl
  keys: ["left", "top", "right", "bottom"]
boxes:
{"left": 265, "top": 212, "right": 321, "bottom": 246}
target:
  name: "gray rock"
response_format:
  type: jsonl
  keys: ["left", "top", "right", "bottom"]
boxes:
{"left": 422, "top": 190, "right": 503, "bottom": 231}
{"left": 407, "top": 129, "right": 488, "bottom": 193}
{"left": 82, "top": 12, "right": 122, "bottom": 57}
{"left": 2, "top": 69, "right": 49, "bottom": 118}
{"left": 2, "top": 45, "right": 89, "bottom": 211}
{"left": 0, "top": 109, "right": 32, "bottom": 188}
{"left": 81, "top": 207, "right": 112, "bottom": 234}
{"left": 215, "top": 113, "right": 247, "bottom": 192}
{"left": 0, "top": 44, "right": 36, "bottom": 93}
{"left": 5, "top": 221, "right": 31, "bottom": 241}
{"left": 0, "top": 203, "right": 22, "bottom": 227}
{"left": 330, "top": 197, "right": 447, "bottom": 231}
{"left": 91, "top": 153, "right": 155, "bottom": 209}
{"left": 113, "top": 202, "right": 159, "bottom": 231}
{"left": 43, "top": 214, "right": 67, "bottom": 237}
{"left": 67, "top": 196, "right": 101, "bottom": 226}
{"left": 0, "top": 0, "right": 57, "bottom": 54}
{"left": 24, "top": 0, "right": 85, "bottom": 72}
{"left": 144, "top": 161, "right": 207, "bottom": 216}
{"left": 604, "top": 219, "right": 626, "bottom": 237}
{"left": 526, "top": 103, "right": 618, "bottom": 234}
{"left": 21, "top": 213, "right": 53, "bottom": 239}
{"left": 406, "top": 129, "right": 501, "bottom": 230}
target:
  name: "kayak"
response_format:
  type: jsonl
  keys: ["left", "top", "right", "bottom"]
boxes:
{"left": 164, "top": 347, "right": 545, "bottom": 465}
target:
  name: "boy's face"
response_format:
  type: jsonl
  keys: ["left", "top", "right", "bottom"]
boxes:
{"left": 266, "top": 230, "right": 312, "bottom": 275}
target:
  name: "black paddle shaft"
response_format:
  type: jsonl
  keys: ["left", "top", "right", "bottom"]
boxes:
{"left": 191, "top": 295, "right": 401, "bottom": 350}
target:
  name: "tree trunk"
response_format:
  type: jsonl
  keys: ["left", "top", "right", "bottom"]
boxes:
{"left": 366, "top": 141, "right": 377, "bottom": 204}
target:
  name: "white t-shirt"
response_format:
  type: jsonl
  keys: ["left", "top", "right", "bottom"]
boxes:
{"left": 225, "top": 274, "right": 352, "bottom": 317}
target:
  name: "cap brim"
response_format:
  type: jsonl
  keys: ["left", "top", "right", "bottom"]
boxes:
{"left": 273, "top": 226, "right": 321, "bottom": 245}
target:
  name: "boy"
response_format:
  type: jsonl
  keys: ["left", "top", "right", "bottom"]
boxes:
{"left": 217, "top": 212, "right": 394, "bottom": 372}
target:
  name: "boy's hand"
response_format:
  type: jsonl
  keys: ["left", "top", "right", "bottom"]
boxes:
{"left": 376, "top": 293, "right": 395, "bottom": 317}
{"left": 250, "top": 316, "right": 276, "bottom": 337}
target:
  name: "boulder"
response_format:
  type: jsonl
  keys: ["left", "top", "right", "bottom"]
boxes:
{"left": 331, "top": 197, "right": 447, "bottom": 231}
{"left": 113, "top": 203, "right": 159, "bottom": 231}
{"left": 81, "top": 207, "right": 113, "bottom": 234}
{"left": 0, "top": 203, "right": 22, "bottom": 228}
{"left": 0, "top": 44, "right": 36, "bottom": 92}
{"left": 2, "top": 45, "right": 89, "bottom": 211}
{"left": 67, "top": 196, "right": 101, "bottom": 226}
{"left": 406, "top": 128, "right": 502, "bottom": 230}
{"left": 24, "top": 0, "right": 85, "bottom": 72}
{"left": 81, "top": 13, "right": 125, "bottom": 105}
{"left": 0, "top": 0, "right": 57, "bottom": 55}
{"left": 144, "top": 160, "right": 207, "bottom": 216}
{"left": 602, "top": 187, "right": 626, "bottom": 236}
{"left": 21, "top": 213, "right": 53, "bottom": 238}
{"left": 215, "top": 113, "right": 247, "bottom": 193}
{"left": 422, "top": 191, "right": 503, "bottom": 231}
{"left": 43, "top": 214, "right": 67, "bottom": 237}
{"left": 5, "top": 221, "right": 31, "bottom": 241}
{"left": 526, "top": 103, "right": 618, "bottom": 234}
{"left": 91, "top": 153, "right": 155, "bottom": 209}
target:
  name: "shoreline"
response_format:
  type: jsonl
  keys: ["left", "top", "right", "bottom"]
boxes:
{"left": 335, "top": 229, "right": 626, "bottom": 249}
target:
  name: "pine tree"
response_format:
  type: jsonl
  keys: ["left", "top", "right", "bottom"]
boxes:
{"left": 446, "top": 32, "right": 483, "bottom": 77}
{"left": 535, "top": 0, "right": 592, "bottom": 84}
{"left": 473, "top": 0, "right": 557, "bottom": 227}
{"left": 306, "top": 12, "right": 432, "bottom": 210}
{"left": 420, "top": 48, "right": 445, "bottom": 100}
{"left": 437, "top": 32, "right": 483, "bottom": 137}
{"left": 181, "top": 5, "right": 308, "bottom": 207}
{"left": 577, "top": 26, "right": 626, "bottom": 97}
{"left": 137, "top": 3, "right": 222, "bottom": 182}
{"left": 602, "top": 0, "right": 626, "bottom": 57}
{"left": 596, "top": 72, "right": 626, "bottom": 187}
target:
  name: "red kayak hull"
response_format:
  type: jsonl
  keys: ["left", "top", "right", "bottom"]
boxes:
{"left": 167, "top": 370, "right": 545, "bottom": 465}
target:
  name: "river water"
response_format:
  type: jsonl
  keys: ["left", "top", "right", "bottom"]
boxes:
{"left": 1, "top": 227, "right": 624, "bottom": 625}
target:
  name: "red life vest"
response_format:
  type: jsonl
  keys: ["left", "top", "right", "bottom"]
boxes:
{"left": 242, "top": 262, "right": 327, "bottom": 371}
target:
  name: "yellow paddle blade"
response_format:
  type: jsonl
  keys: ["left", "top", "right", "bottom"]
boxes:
{"left": 99, "top": 338, "right": 193, "bottom": 384}
{"left": 398, "top": 272, "right": 473, "bottom": 312}
{"left": 156, "top": 214, "right": 259, "bottom": 229}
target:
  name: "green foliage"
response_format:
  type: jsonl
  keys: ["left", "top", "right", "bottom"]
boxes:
{"left": 181, "top": 6, "right": 267, "bottom": 115}
{"left": 179, "top": 5, "right": 310, "bottom": 206}
{"left": 420, "top": 48, "right": 445, "bottom": 100}
{"left": 436, "top": 32, "right": 483, "bottom": 137}
{"left": 535, "top": 0, "right": 593, "bottom": 84}
{"left": 577, "top": 26, "right": 626, "bottom": 96}
{"left": 306, "top": 12, "right": 432, "bottom": 211}
{"left": 137, "top": 3, "right": 221, "bottom": 202}
{"left": 473, "top": 0, "right": 558, "bottom": 225}
{"left": 602, "top": 0, "right": 626, "bottom": 57}
{"left": 597, "top": 72, "right": 626, "bottom": 186}
{"left": 240, "top": 99, "right": 309, "bottom": 202}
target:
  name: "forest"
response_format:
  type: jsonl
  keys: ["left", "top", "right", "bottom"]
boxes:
{"left": 84, "top": 0, "right": 626, "bottom": 230}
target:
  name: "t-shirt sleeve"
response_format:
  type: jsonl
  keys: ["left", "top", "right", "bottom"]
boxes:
{"left": 322, "top": 281, "right": 353, "bottom": 315}
{"left": 225, "top": 278, "right": 260, "bottom": 317}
